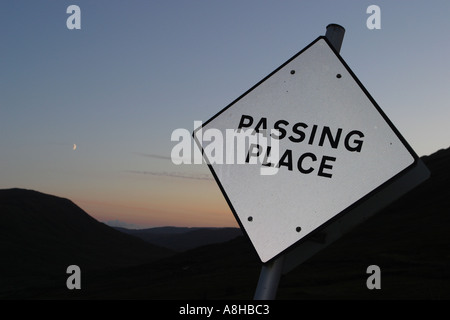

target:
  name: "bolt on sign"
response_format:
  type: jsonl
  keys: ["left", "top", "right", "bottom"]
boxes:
{"left": 194, "top": 36, "right": 424, "bottom": 263}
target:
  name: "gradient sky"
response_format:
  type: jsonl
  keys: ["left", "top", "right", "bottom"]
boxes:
{"left": 1, "top": 1, "right": 449, "bottom": 228}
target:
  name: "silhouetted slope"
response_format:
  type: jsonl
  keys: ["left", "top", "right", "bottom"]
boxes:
{"left": 0, "top": 188, "right": 173, "bottom": 297}
{"left": 2, "top": 146, "right": 449, "bottom": 299}
{"left": 116, "top": 227, "right": 243, "bottom": 251}
{"left": 39, "top": 147, "right": 450, "bottom": 299}
{"left": 38, "top": 235, "right": 260, "bottom": 299}
{"left": 276, "top": 146, "right": 450, "bottom": 299}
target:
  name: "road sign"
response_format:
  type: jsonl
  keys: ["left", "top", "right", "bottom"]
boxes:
{"left": 194, "top": 36, "right": 421, "bottom": 263}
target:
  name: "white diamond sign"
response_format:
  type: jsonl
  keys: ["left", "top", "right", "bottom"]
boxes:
{"left": 193, "top": 36, "right": 421, "bottom": 263}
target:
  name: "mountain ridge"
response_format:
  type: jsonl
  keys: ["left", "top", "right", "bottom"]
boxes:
{"left": 0, "top": 188, "right": 173, "bottom": 298}
{"left": 0, "top": 146, "right": 449, "bottom": 299}
{"left": 114, "top": 226, "right": 243, "bottom": 251}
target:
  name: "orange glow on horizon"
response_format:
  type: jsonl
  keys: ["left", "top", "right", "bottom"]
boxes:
{"left": 72, "top": 178, "right": 238, "bottom": 228}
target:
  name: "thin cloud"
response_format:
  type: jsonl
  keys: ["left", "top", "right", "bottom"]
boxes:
{"left": 133, "top": 152, "right": 173, "bottom": 161}
{"left": 126, "top": 170, "right": 213, "bottom": 181}
{"left": 133, "top": 152, "right": 203, "bottom": 164}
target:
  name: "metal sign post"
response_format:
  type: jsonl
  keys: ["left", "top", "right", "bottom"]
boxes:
{"left": 253, "top": 255, "right": 285, "bottom": 300}
{"left": 253, "top": 24, "right": 345, "bottom": 300}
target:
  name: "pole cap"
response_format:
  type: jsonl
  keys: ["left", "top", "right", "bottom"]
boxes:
{"left": 325, "top": 24, "right": 345, "bottom": 53}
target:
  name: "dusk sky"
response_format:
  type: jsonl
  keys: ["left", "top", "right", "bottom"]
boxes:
{"left": 1, "top": 1, "right": 449, "bottom": 228}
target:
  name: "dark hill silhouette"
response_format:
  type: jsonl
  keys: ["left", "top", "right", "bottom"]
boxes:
{"left": 0, "top": 188, "right": 173, "bottom": 298}
{"left": 34, "top": 146, "right": 450, "bottom": 299}
{"left": 274, "top": 146, "right": 450, "bottom": 299}
{"left": 1, "top": 146, "right": 449, "bottom": 299}
{"left": 115, "top": 226, "right": 243, "bottom": 251}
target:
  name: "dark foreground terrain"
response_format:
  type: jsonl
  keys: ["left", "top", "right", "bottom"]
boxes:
{"left": 0, "top": 147, "right": 449, "bottom": 299}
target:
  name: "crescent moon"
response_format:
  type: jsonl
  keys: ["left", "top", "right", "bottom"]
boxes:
{"left": 73, "top": 144, "right": 77, "bottom": 150}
